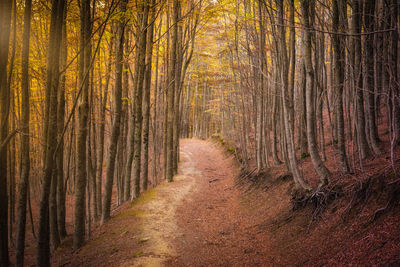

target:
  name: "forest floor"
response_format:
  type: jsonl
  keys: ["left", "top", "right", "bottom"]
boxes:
{"left": 50, "top": 138, "right": 400, "bottom": 266}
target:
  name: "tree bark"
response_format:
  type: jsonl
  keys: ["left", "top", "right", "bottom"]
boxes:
{"left": 277, "top": 0, "right": 310, "bottom": 190}
{"left": 102, "top": 0, "right": 127, "bottom": 222}
{"left": 37, "top": 0, "right": 65, "bottom": 265}
{"left": 166, "top": 0, "right": 179, "bottom": 182}
{"left": 15, "top": 0, "right": 32, "bottom": 264}
{"left": 352, "top": 0, "right": 370, "bottom": 159}
{"left": 300, "top": 0, "right": 330, "bottom": 186}
{"left": 363, "top": 0, "right": 381, "bottom": 155}
{"left": 332, "top": 0, "right": 350, "bottom": 172}
{"left": 142, "top": 4, "right": 155, "bottom": 191}
{"left": 0, "top": 0, "right": 12, "bottom": 264}
{"left": 132, "top": 1, "right": 149, "bottom": 198}
{"left": 56, "top": 9, "right": 67, "bottom": 238}
{"left": 74, "top": 0, "right": 91, "bottom": 249}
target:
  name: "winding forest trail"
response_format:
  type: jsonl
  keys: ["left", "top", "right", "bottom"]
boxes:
{"left": 56, "top": 139, "right": 280, "bottom": 266}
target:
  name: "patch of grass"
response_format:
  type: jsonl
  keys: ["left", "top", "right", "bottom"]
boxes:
{"left": 117, "top": 189, "right": 157, "bottom": 219}
{"left": 131, "top": 189, "right": 156, "bottom": 206}
{"left": 117, "top": 209, "right": 146, "bottom": 219}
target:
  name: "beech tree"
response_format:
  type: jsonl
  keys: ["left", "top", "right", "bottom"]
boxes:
{"left": 0, "top": 0, "right": 12, "bottom": 265}
{"left": 15, "top": 0, "right": 32, "bottom": 265}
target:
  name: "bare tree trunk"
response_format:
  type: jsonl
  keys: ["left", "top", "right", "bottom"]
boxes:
{"left": 56, "top": 9, "right": 67, "bottom": 238}
{"left": 299, "top": 62, "right": 308, "bottom": 156}
{"left": 256, "top": 0, "right": 265, "bottom": 171}
{"left": 142, "top": 4, "right": 155, "bottom": 191}
{"left": 166, "top": 0, "right": 179, "bottom": 182}
{"left": 74, "top": 0, "right": 91, "bottom": 249}
{"left": 102, "top": 0, "right": 127, "bottom": 222}
{"left": 300, "top": 0, "right": 330, "bottom": 186}
{"left": 96, "top": 41, "right": 111, "bottom": 217}
{"left": 363, "top": 0, "right": 381, "bottom": 155}
{"left": 352, "top": 0, "right": 370, "bottom": 159}
{"left": 272, "top": 68, "right": 282, "bottom": 165}
{"left": 332, "top": 0, "right": 350, "bottom": 172}
{"left": 277, "top": 0, "right": 310, "bottom": 190}
{"left": 0, "top": 0, "right": 12, "bottom": 264}
{"left": 15, "top": 0, "right": 32, "bottom": 264}
{"left": 132, "top": 1, "right": 149, "bottom": 198}
{"left": 389, "top": 0, "right": 399, "bottom": 153}
{"left": 37, "top": 0, "right": 65, "bottom": 264}
{"left": 152, "top": 19, "right": 162, "bottom": 184}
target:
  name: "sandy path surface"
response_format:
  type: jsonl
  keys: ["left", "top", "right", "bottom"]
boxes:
{"left": 129, "top": 140, "right": 204, "bottom": 266}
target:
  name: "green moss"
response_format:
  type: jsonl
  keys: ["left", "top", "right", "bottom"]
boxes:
{"left": 117, "top": 208, "right": 147, "bottom": 219}
{"left": 116, "top": 190, "right": 157, "bottom": 219}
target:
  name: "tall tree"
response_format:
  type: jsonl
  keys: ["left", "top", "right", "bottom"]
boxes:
{"left": 132, "top": 0, "right": 149, "bottom": 198}
{"left": 102, "top": 0, "right": 127, "bottom": 222}
{"left": 0, "top": 0, "right": 12, "bottom": 265}
{"left": 142, "top": 2, "right": 155, "bottom": 191}
{"left": 300, "top": 0, "right": 330, "bottom": 186}
{"left": 363, "top": 0, "right": 381, "bottom": 155}
{"left": 332, "top": 0, "right": 350, "bottom": 172}
{"left": 276, "top": 0, "right": 310, "bottom": 190}
{"left": 57, "top": 7, "right": 67, "bottom": 239}
{"left": 74, "top": 0, "right": 92, "bottom": 249}
{"left": 15, "top": 0, "right": 32, "bottom": 265}
{"left": 37, "top": 0, "right": 66, "bottom": 265}
{"left": 352, "top": 0, "right": 370, "bottom": 159}
{"left": 166, "top": 0, "right": 179, "bottom": 182}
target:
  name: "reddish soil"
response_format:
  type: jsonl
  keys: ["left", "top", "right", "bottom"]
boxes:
{"left": 46, "top": 138, "right": 400, "bottom": 266}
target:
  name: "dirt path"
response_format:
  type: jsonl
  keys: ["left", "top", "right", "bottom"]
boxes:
{"left": 129, "top": 141, "right": 204, "bottom": 266}
{"left": 56, "top": 139, "right": 278, "bottom": 266}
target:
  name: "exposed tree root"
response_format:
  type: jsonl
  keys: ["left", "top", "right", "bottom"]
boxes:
{"left": 291, "top": 185, "right": 343, "bottom": 220}
{"left": 342, "top": 166, "right": 400, "bottom": 222}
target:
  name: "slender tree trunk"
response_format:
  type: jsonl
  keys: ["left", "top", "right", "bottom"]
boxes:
{"left": 132, "top": 1, "right": 149, "bottom": 198}
{"left": 152, "top": 19, "right": 162, "bottom": 184}
{"left": 56, "top": 9, "right": 67, "bottom": 238}
{"left": 389, "top": 0, "right": 399, "bottom": 150}
{"left": 300, "top": 0, "right": 330, "bottom": 186}
{"left": 0, "top": 0, "right": 12, "bottom": 264}
{"left": 102, "top": 0, "right": 127, "bottom": 222}
{"left": 256, "top": 0, "right": 265, "bottom": 171}
{"left": 74, "top": 0, "right": 91, "bottom": 249}
{"left": 142, "top": 4, "right": 155, "bottom": 191}
{"left": 15, "top": 0, "right": 32, "bottom": 264}
{"left": 332, "top": 0, "right": 350, "bottom": 172}
{"left": 271, "top": 66, "right": 281, "bottom": 165}
{"left": 363, "top": 0, "right": 381, "bottom": 154}
{"left": 352, "top": 0, "right": 370, "bottom": 159}
{"left": 37, "top": 0, "right": 65, "bottom": 265}
{"left": 166, "top": 0, "right": 179, "bottom": 182}
{"left": 277, "top": 0, "right": 310, "bottom": 190}
{"left": 96, "top": 28, "right": 113, "bottom": 216}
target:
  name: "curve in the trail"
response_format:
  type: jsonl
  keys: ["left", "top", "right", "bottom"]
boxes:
{"left": 57, "top": 139, "right": 247, "bottom": 267}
